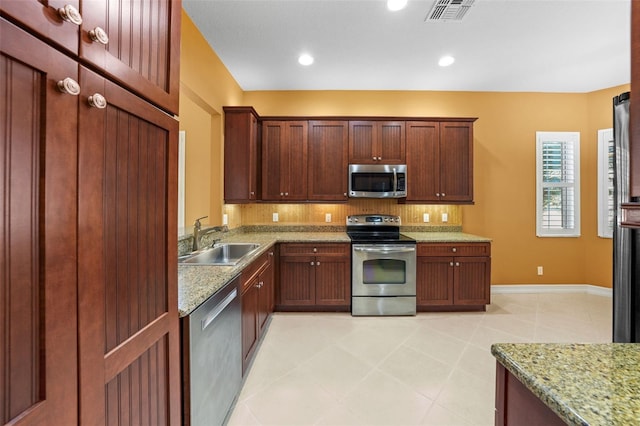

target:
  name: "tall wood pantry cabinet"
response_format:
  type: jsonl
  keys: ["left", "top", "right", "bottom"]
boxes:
{"left": 1, "top": 1, "right": 181, "bottom": 424}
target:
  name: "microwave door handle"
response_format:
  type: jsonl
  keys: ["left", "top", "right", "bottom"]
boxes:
{"left": 393, "top": 167, "right": 398, "bottom": 194}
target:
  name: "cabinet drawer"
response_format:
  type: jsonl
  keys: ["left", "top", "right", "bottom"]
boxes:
{"left": 241, "top": 252, "right": 270, "bottom": 293}
{"left": 418, "top": 243, "right": 490, "bottom": 257}
{"left": 280, "top": 243, "right": 350, "bottom": 256}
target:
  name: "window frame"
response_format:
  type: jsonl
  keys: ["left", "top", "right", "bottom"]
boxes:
{"left": 597, "top": 128, "right": 614, "bottom": 238}
{"left": 536, "top": 131, "right": 581, "bottom": 237}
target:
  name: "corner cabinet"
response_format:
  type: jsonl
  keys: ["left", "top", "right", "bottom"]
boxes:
{"left": 277, "top": 243, "right": 351, "bottom": 311}
{"left": 406, "top": 120, "right": 475, "bottom": 203}
{"left": 224, "top": 107, "right": 260, "bottom": 203}
{"left": 262, "top": 121, "right": 309, "bottom": 201}
{"left": 416, "top": 242, "right": 491, "bottom": 311}
{"left": 349, "top": 120, "right": 406, "bottom": 164}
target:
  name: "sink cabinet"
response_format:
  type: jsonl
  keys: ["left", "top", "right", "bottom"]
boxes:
{"left": 406, "top": 120, "right": 475, "bottom": 203}
{"left": 349, "top": 120, "right": 406, "bottom": 164}
{"left": 241, "top": 250, "right": 275, "bottom": 373}
{"left": 262, "top": 120, "right": 308, "bottom": 201}
{"left": 278, "top": 243, "right": 351, "bottom": 310}
{"left": 416, "top": 242, "right": 491, "bottom": 310}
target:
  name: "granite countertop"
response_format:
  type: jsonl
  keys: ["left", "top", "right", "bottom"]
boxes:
{"left": 178, "top": 229, "right": 490, "bottom": 317}
{"left": 491, "top": 343, "right": 640, "bottom": 425}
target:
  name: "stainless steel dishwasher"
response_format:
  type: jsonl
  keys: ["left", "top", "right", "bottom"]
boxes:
{"left": 182, "top": 275, "right": 242, "bottom": 426}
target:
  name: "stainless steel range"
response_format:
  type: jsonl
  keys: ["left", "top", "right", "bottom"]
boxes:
{"left": 347, "top": 215, "right": 417, "bottom": 316}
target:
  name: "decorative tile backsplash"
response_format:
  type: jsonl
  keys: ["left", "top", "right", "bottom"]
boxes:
{"left": 224, "top": 199, "right": 461, "bottom": 228}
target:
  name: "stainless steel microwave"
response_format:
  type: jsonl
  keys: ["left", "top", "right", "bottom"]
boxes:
{"left": 348, "top": 164, "right": 407, "bottom": 198}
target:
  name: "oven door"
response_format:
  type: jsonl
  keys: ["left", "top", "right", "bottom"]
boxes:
{"left": 352, "top": 243, "right": 416, "bottom": 296}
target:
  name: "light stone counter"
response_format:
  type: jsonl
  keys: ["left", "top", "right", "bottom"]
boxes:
{"left": 491, "top": 343, "right": 640, "bottom": 425}
{"left": 178, "top": 229, "right": 490, "bottom": 317}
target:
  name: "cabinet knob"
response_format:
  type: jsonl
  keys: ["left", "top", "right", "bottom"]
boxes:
{"left": 88, "top": 93, "right": 107, "bottom": 109}
{"left": 313, "top": 247, "right": 317, "bottom": 253}
{"left": 377, "top": 156, "right": 382, "bottom": 161}
{"left": 450, "top": 262, "right": 454, "bottom": 267}
{"left": 280, "top": 192, "right": 284, "bottom": 196}
{"left": 452, "top": 247, "right": 457, "bottom": 253}
{"left": 89, "top": 27, "right": 109, "bottom": 45}
{"left": 442, "top": 193, "right": 446, "bottom": 197}
{"left": 344, "top": 192, "right": 347, "bottom": 197}
{"left": 310, "top": 261, "right": 315, "bottom": 266}
{"left": 285, "top": 192, "right": 289, "bottom": 196}
{"left": 250, "top": 191, "right": 255, "bottom": 195}
{"left": 57, "top": 77, "right": 81, "bottom": 96}
{"left": 58, "top": 4, "right": 82, "bottom": 25}
{"left": 372, "top": 156, "right": 376, "bottom": 161}
{"left": 436, "top": 193, "right": 440, "bottom": 197}
{"left": 455, "top": 262, "right": 460, "bottom": 267}
{"left": 316, "top": 261, "right": 320, "bottom": 266}
{"left": 268, "top": 251, "right": 274, "bottom": 256}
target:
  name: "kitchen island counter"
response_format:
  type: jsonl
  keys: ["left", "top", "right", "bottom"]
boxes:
{"left": 491, "top": 342, "right": 640, "bottom": 425}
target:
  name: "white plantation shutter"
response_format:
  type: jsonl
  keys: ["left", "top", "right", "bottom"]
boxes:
{"left": 598, "top": 128, "right": 614, "bottom": 238}
{"left": 536, "top": 132, "right": 581, "bottom": 237}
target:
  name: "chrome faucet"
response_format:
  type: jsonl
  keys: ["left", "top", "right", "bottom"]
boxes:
{"left": 192, "top": 216, "right": 228, "bottom": 251}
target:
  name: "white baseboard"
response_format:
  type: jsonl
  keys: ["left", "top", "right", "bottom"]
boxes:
{"left": 491, "top": 284, "right": 612, "bottom": 298}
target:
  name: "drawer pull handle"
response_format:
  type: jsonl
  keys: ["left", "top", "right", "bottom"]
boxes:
{"left": 58, "top": 4, "right": 82, "bottom": 25}
{"left": 88, "top": 93, "right": 107, "bottom": 109}
{"left": 57, "top": 77, "right": 80, "bottom": 95}
{"left": 89, "top": 27, "right": 109, "bottom": 45}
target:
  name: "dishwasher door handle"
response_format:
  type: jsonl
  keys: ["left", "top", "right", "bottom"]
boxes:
{"left": 201, "top": 288, "right": 238, "bottom": 331}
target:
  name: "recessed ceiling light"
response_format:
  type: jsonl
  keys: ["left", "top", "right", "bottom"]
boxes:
{"left": 298, "top": 54, "right": 314, "bottom": 66}
{"left": 387, "top": 0, "right": 408, "bottom": 11}
{"left": 438, "top": 55, "right": 455, "bottom": 67}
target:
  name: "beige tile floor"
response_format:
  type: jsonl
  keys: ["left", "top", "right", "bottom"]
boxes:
{"left": 227, "top": 292, "right": 612, "bottom": 425}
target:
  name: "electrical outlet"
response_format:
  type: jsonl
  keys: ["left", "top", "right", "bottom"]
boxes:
{"left": 442, "top": 213, "right": 448, "bottom": 222}
{"left": 325, "top": 213, "right": 332, "bottom": 223}
{"left": 423, "top": 213, "right": 430, "bottom": 223}
{"left": 222, "top": 214, "right": 228, "bottom": 225}
{"left": 537, "top": 266, "right": 543, "bottom": 276}
{"left": 272, "top": 212, "right": 279, "bottom": 222}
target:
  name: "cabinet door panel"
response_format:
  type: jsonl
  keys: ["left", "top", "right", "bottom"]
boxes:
{"left": 0, "top": 0, "right": 79, "bottom": 54}
{"left": 454, "top": 257, "right": 490, "bottom": 305}
{"left": 224, "top": 107, "right": 260, "bottom": 202}
{"left": 78, "top": 66, "right": 180, "bottom": 424}
{"left": 379, "top": 121, "right": 405, "bottom": 163}
{"left": 308, "top": 120, "right": 348, "bottom": 201}
{"left": 242, "top": 281, "right": 259, "bottom": 373}
{"left": 279, "top": 256, "right": 315, "bottom": 305}
{"left": 1, "top": 20, "right": 78, "bottom": 425}
{"left": 284, "top": 121, "right": 308, "bottom": 200}
{"left": 262, "top": 121, "right": 284, "bottom": 200}
{"left": 406, "top": 121, "right": 440, "bottom": 201}
{"left": 439, "top": 122, "right": 473, "bottom": 202}
{"left": 258, "top": 255, "right": 275, "bottom": 333}
{"left": 315, "top": 256, "right": 351, "bottom": 305}
{"left": 80, "top": 0, "right": 181, "bottom": 114}
{"left": 349, "top": 121, "right": 376, "bottom": 163}
{"left": 416, "top": 257, "right": 454, "bottom": 306}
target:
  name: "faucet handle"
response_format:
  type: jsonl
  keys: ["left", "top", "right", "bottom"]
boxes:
{"left": 194, "top": 216, "right": 208, "bottom": 227}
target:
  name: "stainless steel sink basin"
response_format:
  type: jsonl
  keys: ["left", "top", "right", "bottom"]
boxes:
{"left": 179, "top": 243, "right": 260, "bottom": 266}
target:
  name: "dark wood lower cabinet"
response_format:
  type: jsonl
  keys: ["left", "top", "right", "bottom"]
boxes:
{"left": 277, "top": 243, "right": 351, "bottom": 311}
{"left": 417, "top": 243, "right": 491, "bottom": 311}
{"left": 495, "top": 363, "right": 565, "bottom": 426}
{"left": 1, "top": 19, "right": 79, "bottom": 424}
{"left": 241, "top": 250, "right": 275, "bottom": 373}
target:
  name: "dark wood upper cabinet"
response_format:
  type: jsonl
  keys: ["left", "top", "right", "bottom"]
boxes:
{"left": 406, "top": 120, "right": 475, "bottom": 203}
{"left": 224, "top": 107, "right": 260, "bottom": 203}
{"left": 262, "top": 121, "right": 308, "bottom": 201}
{"left": 1, "top": 0, "right": 181, "bottom": 114}
{"left": 349, "top": 120, "right": 405, "bottom": 164}
{"left": 1, "top": 19, "right": 79, "bottom": 425}
{"left": 79, "top": 0, "right": 181, "bottom": 114}
{"left": 308, "top": 120, "right": 349, "bottom": 201}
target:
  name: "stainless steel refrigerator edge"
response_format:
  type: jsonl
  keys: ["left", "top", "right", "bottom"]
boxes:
{"left": 613, "top": 92, "right": 639, "bottom": 343}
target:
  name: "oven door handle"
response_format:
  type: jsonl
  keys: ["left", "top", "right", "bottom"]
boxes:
{"left": 353, "top": 247, "right": 416, "bottom": 254}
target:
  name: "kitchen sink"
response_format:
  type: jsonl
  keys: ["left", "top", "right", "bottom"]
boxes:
{"left": 179, "top": 243, "right": 260, "bottom": 266}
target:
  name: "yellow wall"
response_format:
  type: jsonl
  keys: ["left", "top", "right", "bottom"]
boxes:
{"left": 180, "top": 9, "right": 628, "bottom": 288}
{"left": 179, "top": 11, "right": 243, "bottom": 227}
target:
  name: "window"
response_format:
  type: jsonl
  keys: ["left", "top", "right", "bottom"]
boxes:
{"left": 597, "top": 128, "right": 614, "bottom": 238}
{"left": 536, "top": 132, "right": 580, "bottom": 237}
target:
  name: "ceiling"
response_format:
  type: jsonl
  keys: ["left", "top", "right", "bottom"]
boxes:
{"left": 182, "top": 0, "right": 631, "bottom": 93}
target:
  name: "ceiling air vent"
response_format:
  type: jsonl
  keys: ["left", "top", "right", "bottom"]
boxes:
{"left": 425, "top": 0, "right": 475, "bottom": 22}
